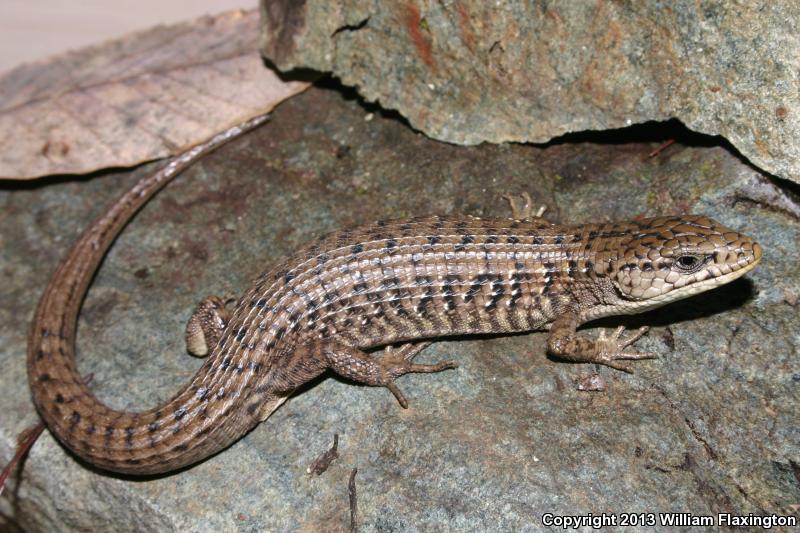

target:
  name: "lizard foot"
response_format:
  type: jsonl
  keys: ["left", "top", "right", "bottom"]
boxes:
{"left": 502, "top": 192, "right": 547, "bottom": 221}
{"left": 592, "top": 326, "right": 655, "bottom": 373}
{"left": 379, "top": 341, "right": 458, "bottom": 408}
{"left": 185, "top": 294, "right": 235, "bottom": 357}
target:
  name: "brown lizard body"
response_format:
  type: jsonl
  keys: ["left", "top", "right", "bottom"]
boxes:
{"left": 27, "top": 117, "right": 762, "bottom": 475}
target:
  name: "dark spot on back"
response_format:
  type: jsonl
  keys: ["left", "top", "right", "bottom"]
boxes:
{"left": 381, "top": 277, "right": 400, "bottom": 289}
{"left": 542, "top": 275, "right": 555, "bottom": 295}
{"left": 353, "top": 282, "right": 368, "bottom": 293}
{"left": 464, "top": 278, "right": 482, "bottom": 302}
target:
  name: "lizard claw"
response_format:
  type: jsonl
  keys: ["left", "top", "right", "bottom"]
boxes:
{"left": 593, "top": 326, "right": 655, "bottom": 372}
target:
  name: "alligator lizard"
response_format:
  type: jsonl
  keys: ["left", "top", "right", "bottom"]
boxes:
{"left": 27, "top": 116, "right": 762, "bottom": 475}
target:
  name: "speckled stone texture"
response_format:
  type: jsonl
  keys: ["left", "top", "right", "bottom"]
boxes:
{"left": 1, "top": 86, "right": 798, "bottom": 531}
{"left": 261, "top": 1, "right": 800, "bottom": 185}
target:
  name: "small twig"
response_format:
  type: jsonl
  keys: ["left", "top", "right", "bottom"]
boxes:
{"left": 306, "top": 433, "right": 339, "bottom": 476}
{"left": 0, "top": 373, "right": 94, "bottom": 496}
{"left": 648, "top": 139, "right": 675, "bottom": 158}
{"left": 0, "top": 422, "right": 45, "bottom": 497}
{"left": 348, "top": 468, "right": 359, "bottom": 533}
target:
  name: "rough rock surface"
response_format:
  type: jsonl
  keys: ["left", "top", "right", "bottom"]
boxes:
{"left": 261, "top": 1, "right": 800, "bottom": 184}
{"left": 1, "top": 86, "right": 798, "bottom": 531}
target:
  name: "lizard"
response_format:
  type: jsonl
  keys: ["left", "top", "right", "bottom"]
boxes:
{"left": 26, "top": 115, "right": 762, "bottom": 475}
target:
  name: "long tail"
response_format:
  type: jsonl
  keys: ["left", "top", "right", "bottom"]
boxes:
{"left": 26, "top": 115, "right": 270, "bottom": 474}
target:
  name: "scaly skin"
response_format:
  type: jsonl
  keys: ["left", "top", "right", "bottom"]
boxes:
{"left": 27, "top": 120, "right": 762, "bottom": 475}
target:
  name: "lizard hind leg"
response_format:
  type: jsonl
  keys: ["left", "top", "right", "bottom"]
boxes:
{"left": 185, "top": 295, "right": 234, "bottom": 357}
{"left": 270, "top": 340, "right": 458, "bottom": 409}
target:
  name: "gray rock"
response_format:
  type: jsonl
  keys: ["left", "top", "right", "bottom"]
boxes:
{"left": 261, "top": 1, "right": 800, "bottom": 184}
{"left": 1, "top": 87, "right": 797, "bottom": 531}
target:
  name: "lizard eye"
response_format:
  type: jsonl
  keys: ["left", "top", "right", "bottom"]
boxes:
{"left": 675, "top": 254, "right": 706, "bottom": 271}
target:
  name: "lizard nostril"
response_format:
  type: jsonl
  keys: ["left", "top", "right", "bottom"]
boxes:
{"left": 752, "top": 242, "right": 763, "bottom": 262}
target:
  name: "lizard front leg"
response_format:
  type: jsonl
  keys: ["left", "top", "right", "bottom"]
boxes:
{"left": 546, "top": 311, "right": 654, "bottom": 372}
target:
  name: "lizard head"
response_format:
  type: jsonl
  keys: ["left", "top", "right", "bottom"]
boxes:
{"left": 605, "top": 215, "right": 761, "bottom": 310}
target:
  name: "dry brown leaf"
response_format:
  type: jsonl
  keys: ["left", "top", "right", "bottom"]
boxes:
{"left": 0, "top": 8, "right": 310, "bottom": 179}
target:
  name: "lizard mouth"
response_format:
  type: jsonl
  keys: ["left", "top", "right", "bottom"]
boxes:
{"left": 648, "top": 249, "right": 761, "bottom": 305}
